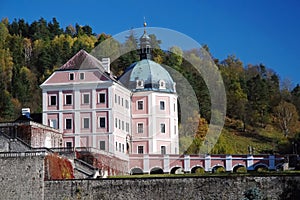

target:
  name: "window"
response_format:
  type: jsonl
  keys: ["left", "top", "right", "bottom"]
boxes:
{"left": 174, "top": 125, "right": 176, "bottom": 134}
{"left": 122, "top": 144, "right": 125, "bottom": 153}
{"left": 161, "top": 146, "right": 166, "bottom": 155}
{"left": 119, "top": 143, "right": 121, "bottom": 152}
{"left": 126, "top": 123, "right": 129, "bottom": 132}
{"left": 137, "top": 123, "right": 143, "bottom": 133}
{"left": 115, "top": 118, "right": 118, "bottom": 128}
{"left": 115, "top": 94, "right": 117, "bottom": 103}
{"left": 65, "top": 118, "right": 72, "bottom": 129}
{"left": 138, "top": 146, "right": 144, "bottom": 154}
{"left": 83, "top": 118, "right": 89, "bottom": 129}
{"left": 69, "top": 73, "right": 74, "bottom": 80}
{"left": 121, "top": 98, "right": 124, "bottom": 106}
{"left": 65, "top": 94, "right": 72, "bottom": 105}
{"left": 125, "top": 100, "right": 129, "bottom": 109}
{"left": 66, "top": 142, "right": 72, "bottom": 148}
{"left": 118, "top": 119, "right": 121, "bottom": 129}
{"left": 122, "top": 121, "right": 124, "bottom": 130}
{"left": 115, "top": 142, "right": 118, "bottom": 151}
{"left": 99, "top": 141, "right": 105, "bottom": 150}
{"left": 49, "top": 119, "right": 57, "bottom": 129}
{"left": 160, "top": 123, "right": 165, "bottom": 133}
{"left": 99, "top": 117, "right": 106, "bottom": 128}
{"left": 160, "top": 101, "right": 165, "bottom": 110}
{"left": 159, "top": 80, "right": 166, "bottom": 89}
{"left": 118, "top": 96, "right": 120, "bottom": 105}
{"left": 83, "top": 94, "right": 90, "bottom": 104}
{"left": 50, "top": 95, "right": 56, "bottom": 106}
{"left": 99, "top": 93, "right": 105, "bottom": 104}
{"left": 137, "top": 101, "right": 143, "bottom": 110}
{"left": 136, "top": 80, "right": 144, "bottom": 89}
{"left": 79, "top": 72, "right": 85, "bottom": 80}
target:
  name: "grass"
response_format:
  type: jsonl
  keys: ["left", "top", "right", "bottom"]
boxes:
{"left": 108, "top": 170, "right": 300, "bottom": 179}
{"left": 212, "top": 123, "right": 287, "bottom": 154}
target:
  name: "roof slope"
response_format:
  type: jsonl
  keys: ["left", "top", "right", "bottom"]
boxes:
{"left": 58, "top": 49, "right": 105, "bottom": 71}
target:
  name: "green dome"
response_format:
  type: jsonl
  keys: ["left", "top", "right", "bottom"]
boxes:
{"left": 118, "top": 59, "right": 176, "bottom": 93}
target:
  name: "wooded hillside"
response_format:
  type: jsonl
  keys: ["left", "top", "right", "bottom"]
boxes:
{"left": 0, "top": 18, "right": 299, "bottom": 154}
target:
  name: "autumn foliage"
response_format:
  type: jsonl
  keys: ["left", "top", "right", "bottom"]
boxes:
{"left": 45, "top": 153, "right": 74, "bottom": 180}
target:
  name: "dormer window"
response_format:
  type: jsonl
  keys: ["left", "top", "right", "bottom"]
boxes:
{"left": 136, "top": 80, "right": 144, "bottom": 89}
{"left": 159, "top": 80, "right": 166, "bottom": 89}
{"left": 79, "top": 72, "right": 85, "bottom": 80}
{"left": 69, "top": 73, "right": 74, "bottom": 80}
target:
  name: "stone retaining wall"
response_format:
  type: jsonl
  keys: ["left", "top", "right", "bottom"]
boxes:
{"left": 44, "top": 175, "right": 300, "bottom": 200}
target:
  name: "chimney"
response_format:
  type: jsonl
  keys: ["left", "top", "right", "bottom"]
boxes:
{"left": 22, "top": 108, "right": 30, "bottom": 118}
{"left": 101, "top": 58, "right": 110, "bottom": 73}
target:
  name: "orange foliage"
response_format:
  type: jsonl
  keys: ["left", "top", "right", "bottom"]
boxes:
{"left": 45, "top": 153, "right": 74, "bottom": 180}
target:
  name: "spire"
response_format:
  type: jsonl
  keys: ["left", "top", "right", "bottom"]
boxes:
{"left": 139, "top": 19, "right": 152, "bottom": 60}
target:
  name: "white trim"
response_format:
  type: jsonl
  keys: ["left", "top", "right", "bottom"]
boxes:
{"left": 137, "top": 122, "right": 144, "bottom": 134}
{"left": 82, "top": 93, "right": 90, "bottom": 104}
{"left": 65, "top": 94, "right": 73, "bottom": 105}
{"left": 159, "top": 100, "right": 166, "bottom": 110}
{"left": 98, "top": 92, "right": 106, "bottom": 104}
{"left": 137, "top": 145, "right": 144, "bottom": 154}
{"left": 137, "top": 100, "right": 144, "bottom": 110}
{"left": 79, "top": 72, "right": 85, "bottom": 80}
{"left": 49, "top": 95, "right": 57, "bottom": 106}
{"left": 69, "top": 72, "right": 74, "bottom": 80}
{"left": 160, "top": 123, "right": 166, "bottom": 133}
{"left": 82, "top": 117, "right": 90, "bottom": 129}
{"left": 65, "top": 118, "right": 72, "bottom": 129}
{"left": 98, "top": 116, "right": 106, "bottom": 128}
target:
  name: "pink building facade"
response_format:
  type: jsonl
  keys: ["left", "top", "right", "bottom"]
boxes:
{"left": 41, "top": 50, "right": 131, "bottom": 157}
{"left": 41, "top": 28, "right": 179, "bottom": 159}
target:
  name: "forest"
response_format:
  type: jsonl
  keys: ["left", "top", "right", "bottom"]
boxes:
{"left": 0, "top": 17, "right": 299, "bottom": 154}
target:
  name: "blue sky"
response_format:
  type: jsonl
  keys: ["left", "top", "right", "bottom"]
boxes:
{"left": 1, "top": 0, "right": 300, "bottom": 85}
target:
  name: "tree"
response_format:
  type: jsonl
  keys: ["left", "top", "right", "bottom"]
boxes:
{"left": 186, "top": 117, "right": 209, "bottom": 154}
{"left": 274, "top": 100, "right": 299, "bottom": 137}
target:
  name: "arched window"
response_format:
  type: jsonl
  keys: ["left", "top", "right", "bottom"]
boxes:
{"left": 159, "top": 80, "right": 166, "bottom": 89}
{"left": 136, "top": 80, "right": 144, "bottom": 89}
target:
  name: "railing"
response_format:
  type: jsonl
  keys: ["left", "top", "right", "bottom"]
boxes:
{"left": 51, "top": 147, "right": 75, "bottom": 153}
{"left": 0, "top": 151, "right": 47, "bottom": 158}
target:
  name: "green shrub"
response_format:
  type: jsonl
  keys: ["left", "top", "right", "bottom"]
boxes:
{"left": 195, "top": 168, "right": 205, "bottom": 174}
{"left": 236, "top": 166, "right": 247, "bottom": 173}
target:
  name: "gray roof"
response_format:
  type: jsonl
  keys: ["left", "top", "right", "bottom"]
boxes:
{"left": 118, "top": 59, "right": 176, "bottom": 93}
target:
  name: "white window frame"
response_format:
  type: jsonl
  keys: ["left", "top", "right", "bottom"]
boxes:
{"left": 69, "top": 73, "right": 74, "bottom": 80}
{"left": 160, "top": 101, "right": 165, "bottom": 110}
{"left": 49, "top": 119, "right": 57, "bottom": 129}
{"left": 161, "top": 146, "right": 166, "bottom": 155}
{"left": 79, "top": 72, "right": 85, "bottom": 80}
{"left": 160, "top": 123, "right": 166, "bottom": 133}
{"left": 137, "top": 100, "right": 144, "bottom": 110}
{"left": 99, "top": 117, "right": 106, "bottom": 128}
{"left": 49, "top": 95, "right": 57, "bottom": 106}
{"left": 136, "top": 80, "right": 144, "bottom": 89}
{"left": 137, "top": 123, "right": 144, "bottom": 134}
{"left": 65, "top": 118, "right": 72, "bottom": 129}
{"left": 137, "top": 146, "right": 144, "bottom": 154}
{"left": 82, "top": 93, "right": 90, "bottom": 104}
{"left": 159, "top": 80, "right": 166, "bottom": 89}
{"left": 65, "top": 94, "right": 73, "bottom": 105}
{"left": 83, "top": 117, "right": 90, "bottom": 129}
{"left": 98, "top": 93, "right": 106, "bottom": 104}
{"left": 99, "top": 141, "right": 105, "bottom": 150}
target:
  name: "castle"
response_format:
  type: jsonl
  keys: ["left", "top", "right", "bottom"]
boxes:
{"left": 40, "top": 26, "right": 179, "bottom": 157}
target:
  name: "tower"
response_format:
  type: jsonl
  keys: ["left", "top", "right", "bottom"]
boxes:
{"left": 119, "top": 22, "right": 179, "bottom": 154}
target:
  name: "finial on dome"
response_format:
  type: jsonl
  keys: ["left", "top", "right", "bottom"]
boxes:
{"left": 143, "top": 17, "right": 147, "bottom": 33}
